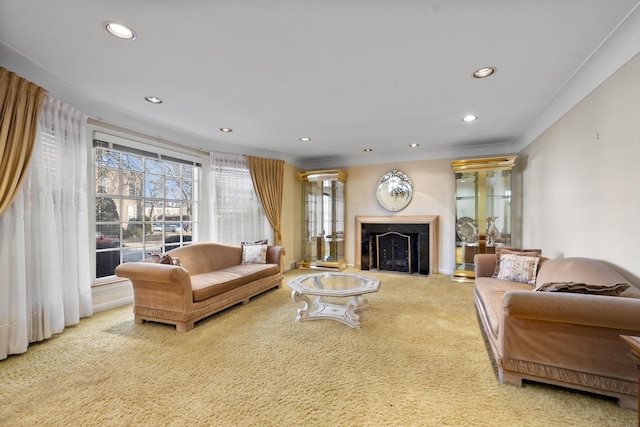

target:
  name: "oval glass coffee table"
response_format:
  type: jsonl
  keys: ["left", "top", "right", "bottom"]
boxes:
{"left": 286, "top": 272, "right": 381, "bottom": 328}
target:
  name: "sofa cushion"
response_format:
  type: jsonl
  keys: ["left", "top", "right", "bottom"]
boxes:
{"left": 191, "top": 263, "right": 280, "bottom": 301}
{"left": 496, "top": 253, "right": 540, "bottom": 285}
{"left": 474, "top": 277, "right": 533, "bottom": 339}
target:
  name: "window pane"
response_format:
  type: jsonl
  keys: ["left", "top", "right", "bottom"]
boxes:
{"left": 182, "top": 165, "right": 193, "bottom": 180}
{"left": 182, "top": 179, "right": 193, "bottom": 201}
{"left": 96, "top": 249, "right": 121, "bottom": 278}
{"left": 96, "top": 167, "right": 120, "bottom": 194}
{"left": 96, "top": 148, "right": 119, "bottom": 167}
{"left": 165, "top": 177, "right": 182, "bottom": 200}
{"left": 145, "top": 174, "right": 164, "bottom": 198}
{"left": 180, "top": 202, "right": 193, "bottom": 222}
{"left": 122, "top": 170, "right": 143, "bottom": 197}
{"left": 121, "top": 153, "right": 143, "bottom": 171}
{"left": 96, "top": 224, "right": 120, "bottom": 241}
{"left": 165, "top": 163, "right": 181, "bottom": 177}
{"left": 123, "top": 247, "right": 144, "bottom": 264}
{"left": 122, "top": 198, "right": 143, "bottom": 222}
{"left": 144, "top": 200, "right": 162, "bottom": 222}
{"left": 96, "top": 197, "right": 121, "bottom": 223}
{"left": 145, "top": 159, "right": 163, "bottom": 174}
{"left": 162, "top": 201, "right": 181, "bottom": 220}
{"left": 123, "top": 225, "right": 143, "bottom": 247}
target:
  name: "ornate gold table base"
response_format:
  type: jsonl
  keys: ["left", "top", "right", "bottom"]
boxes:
{"left": 291, "top": 292, "right": 369, "bottom": 328}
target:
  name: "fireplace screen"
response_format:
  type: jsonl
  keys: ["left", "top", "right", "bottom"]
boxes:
{"left": 360, "top": 222, "right": 428, "bottom": 275}
{"left": 376, "top": 231, "right": 412, "bottom": 273}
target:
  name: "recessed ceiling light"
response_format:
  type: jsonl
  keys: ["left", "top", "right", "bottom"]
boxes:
{"left": 220, "top": 128, "right": 233, "bottom": 133}
{"left": 105, "top": 21, "right": 136, "bottom": 40}
{"left": 409, "top": 143, "right": 420, "bottom": 148}
{"left": 473, "top": 67, "right": 496, "bottom": 78}
{"left": 462, "top": 115, "right": 478, "bottom": 122}
{"left": 144, "top": 96, "right": 163, "bottom": 104}
{"left": 363, "top": 148, "right": 373, "bottom": 152}
{"left": 299, "top": 137, "right": 311, "bottom": 142}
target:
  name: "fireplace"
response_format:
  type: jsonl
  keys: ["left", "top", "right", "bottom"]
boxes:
{"left": 356, "top": 215, "right": 438, "bottom": 275}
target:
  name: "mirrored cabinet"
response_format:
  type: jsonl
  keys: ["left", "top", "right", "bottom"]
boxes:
{"left": 300, "top": 170, "right": 346, "bottom": 270}
{"left": 451, "top": 156, "right": 516, "bottom": 281}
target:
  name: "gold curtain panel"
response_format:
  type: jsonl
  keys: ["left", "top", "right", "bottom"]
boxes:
{"left": 246, "top": 156, "right": 285, "bottom": 246}
{"left": 0, "top": 68, "right": 47, "bottom": 216}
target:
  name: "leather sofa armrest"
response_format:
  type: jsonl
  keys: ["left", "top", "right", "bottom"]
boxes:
{"left": 474, "top": 254, "right": 497, "bottom": 277}
{"left": 503, "top": 290, "right": 640, "bottom": 330}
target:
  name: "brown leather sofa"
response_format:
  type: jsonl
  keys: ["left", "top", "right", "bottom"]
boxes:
{"left": 115, "top": 242, "right": 285, "bottom": 331}
{"left": 474, "top": 254, "right": 640, "bottom": 410}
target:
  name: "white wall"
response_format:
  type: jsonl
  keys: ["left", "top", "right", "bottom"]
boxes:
{"left": 515, "top": 52, "right": 640, "bottom": 284}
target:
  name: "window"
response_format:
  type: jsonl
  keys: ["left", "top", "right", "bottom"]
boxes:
{"left": 211, "top": 152, "right": 271, "bottom": 244}
{"left": 94, "top": 136, "right": 200, "bottom": 279}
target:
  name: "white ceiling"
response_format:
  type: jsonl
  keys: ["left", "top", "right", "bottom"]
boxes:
{"left": 2, "top": 1, "right": 640, "bottom": 169}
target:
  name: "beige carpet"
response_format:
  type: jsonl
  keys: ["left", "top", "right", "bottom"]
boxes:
{"left": 0, "top": 270, "right": 636, "bottom": 426}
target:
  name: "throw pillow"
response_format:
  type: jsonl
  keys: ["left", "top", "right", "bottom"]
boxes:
{"left": 241, "top": 243, "right": 268, "bottom": 264}
{"left": 149, "top": 251, "right": 180, "bottom": 266}
{"left": 241, "top": 239, "right": 268, "bottom": 246}
{"left": 534, "top": 281, "right": 630, "bottom": 296}
{"left": 492, "top": 247, "right": 542, "bottom": 278}
{"left": 496, "top": 253, "right": 540, "bottom": 285}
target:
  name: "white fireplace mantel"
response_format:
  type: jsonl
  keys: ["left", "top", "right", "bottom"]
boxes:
{"left": 355, "top": 215, "right": 439, "bottom": 274}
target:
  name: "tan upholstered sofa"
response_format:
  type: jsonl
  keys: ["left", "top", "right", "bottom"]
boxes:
{"left": 115, "top": 242, "right": 285, "bottom": 331}
{"left": 474, "top": 254, "right": 640, "bottom": 410}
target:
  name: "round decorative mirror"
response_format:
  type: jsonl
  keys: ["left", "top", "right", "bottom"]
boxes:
{"left": 376, "top": 169, "right": 413, "bottom": 211}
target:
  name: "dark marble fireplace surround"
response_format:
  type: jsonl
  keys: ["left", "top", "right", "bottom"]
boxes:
{"left": 355, "top": 215, "right": 438, "bottom": 276}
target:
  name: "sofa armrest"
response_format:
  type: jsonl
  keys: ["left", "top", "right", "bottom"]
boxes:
{"left": 474, "top": 254, "right": 497, "bottom": 277}
{"left": 115, "top": 262, "right": 190, "bottom": 284}
{"left": 267, "top": 246, "right": 286, "bottom": 269}
{"left": 115, "top": 262, "right": 194, "bottom": 312}
{"left": 503, "top": 290, "right": 640, "bottom": 330}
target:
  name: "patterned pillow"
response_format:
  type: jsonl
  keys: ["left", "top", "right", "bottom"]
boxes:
{"left": 492, "top": 247, "right": 542, "bottom": 278}
{"left": 241, "top": 243, "right": 268, "bottom": 264}
{"left": 535, "top": 281, "right": 630, "bottom": 295}
{"left": 496, "top": 253, "right": 540, "bottom": 285}
{"left": 149, "top": 251, "right": 180, "bottom": 266}
{"left": 241, "top": 239, "right": 268, "bottom": 246}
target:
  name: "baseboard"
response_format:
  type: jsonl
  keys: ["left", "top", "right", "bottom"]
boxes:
{"left": 93, "top": 296, "right": 133, "bottom": 313}
{"left": 91, "top": 280, "right": 134, "bottom": 313}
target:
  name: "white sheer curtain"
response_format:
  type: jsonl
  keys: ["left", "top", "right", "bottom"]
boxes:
{"left": 210, "top": 152, "right": 272, "bottom": 244}
{"left": 0, "top": 96, "right": 92, "bottom": 360}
